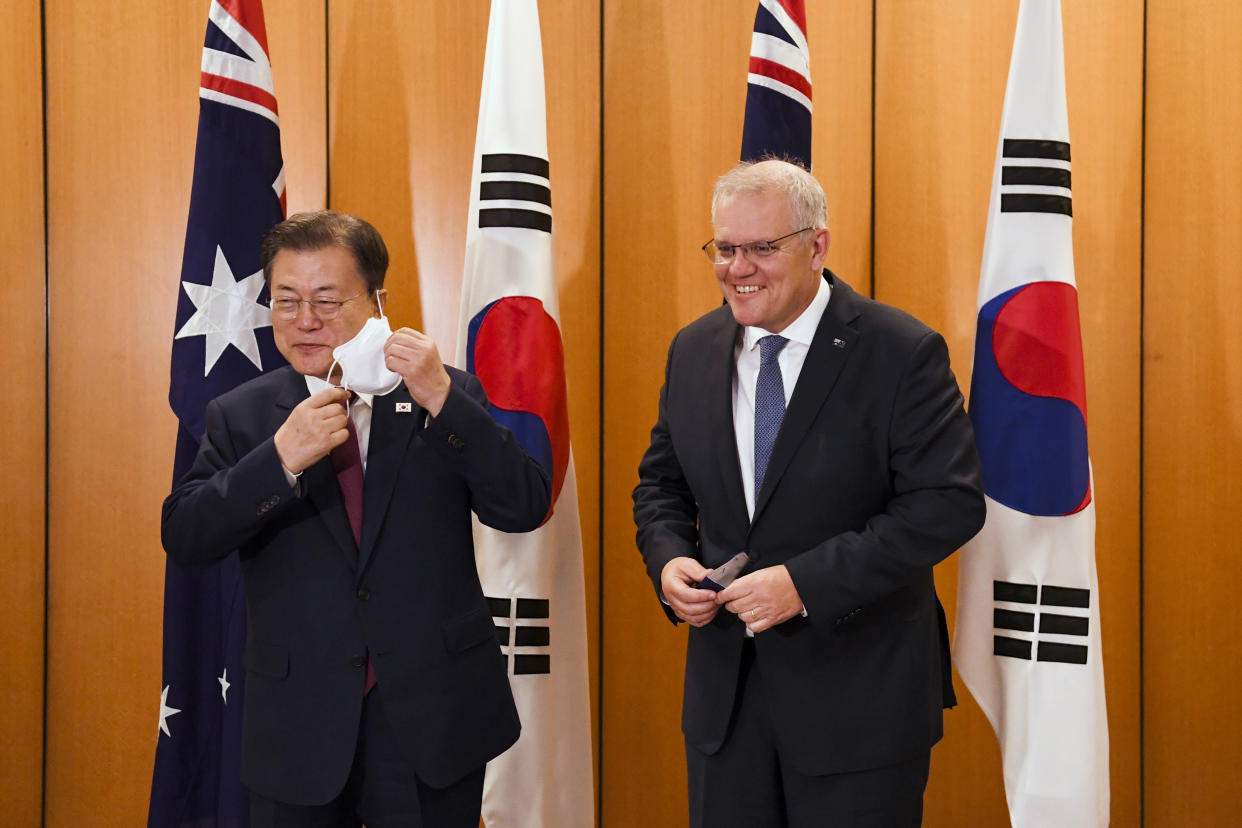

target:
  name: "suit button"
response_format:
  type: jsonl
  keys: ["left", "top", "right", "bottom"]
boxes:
{"left": 357, "top": 587, "right": 371, "bottom": 601}
{"left": 351, "top": 655, "right": 366, "bottom": 668}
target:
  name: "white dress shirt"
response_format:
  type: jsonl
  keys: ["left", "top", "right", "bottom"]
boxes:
{"left": 732, "top": 275, "right": 832, "bottom": 518}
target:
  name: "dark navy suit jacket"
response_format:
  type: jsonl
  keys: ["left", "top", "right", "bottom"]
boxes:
{"left": 634, "top": 271, "right": 985, "bottom": 775}
{"left": 163, "top": 365, "right": 550, "bottom": 804}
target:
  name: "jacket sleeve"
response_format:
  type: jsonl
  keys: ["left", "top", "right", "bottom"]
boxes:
{"left": 161, "top": 397, "right": 301, "bottom": 568}
{"left": 784, "top": 329, "right": 986, "bottom": 623}
{"left": 632, "top": 331, "right": 700, "bottom": 620}
{"left": 423, "top": 371, "right": 551, "bottom": 534}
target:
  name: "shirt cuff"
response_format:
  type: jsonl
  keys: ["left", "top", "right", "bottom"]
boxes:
{"left": 281, "top": 463, "right": 302, "bottom": 489}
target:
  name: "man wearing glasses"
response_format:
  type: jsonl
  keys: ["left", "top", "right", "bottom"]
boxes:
{"left": 162, "top": 210, "right": 550, "bottom": 827}
{"left": 633, "top": 160, "right": 985, "bottom": 826}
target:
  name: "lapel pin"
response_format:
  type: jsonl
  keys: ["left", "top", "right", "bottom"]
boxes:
{"left": 832, "top": 338, "right": 847, "bottom": 348}
{"left": 395, "top": 402, "right": 412, "bottom": 413}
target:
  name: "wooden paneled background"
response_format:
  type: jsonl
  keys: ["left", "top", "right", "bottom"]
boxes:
{"left": 4, "top": 0, "right": 1239, "bottom": 824}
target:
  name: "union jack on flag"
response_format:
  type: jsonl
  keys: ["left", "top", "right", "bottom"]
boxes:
{"left": 153, "top": 1, "right": 287, "bottom": 825}
{"left": 741, "top": 0, "right": 812, "bottom": 169}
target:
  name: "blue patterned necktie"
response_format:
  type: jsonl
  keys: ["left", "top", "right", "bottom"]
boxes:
{"left": 754, "top": 334, "right": 789, "bottom": 498}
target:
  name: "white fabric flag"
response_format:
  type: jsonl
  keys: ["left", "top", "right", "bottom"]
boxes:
{"left": 456, "top": 2, "right": 594, "bottom": 826}
{"left": 953, "top": 1, "right": 1109, "bottom": 827}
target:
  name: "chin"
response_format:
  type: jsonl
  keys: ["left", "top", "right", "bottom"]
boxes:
{"left": 282, "top": 355, "right": 326, "bottom": 378}
{"left": 725, "top": 305, "right": 763, "bottom": 328}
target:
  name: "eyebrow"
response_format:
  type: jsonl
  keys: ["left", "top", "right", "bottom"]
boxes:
{"left": 272, "top": 284, "right": 344, "bottom": 295}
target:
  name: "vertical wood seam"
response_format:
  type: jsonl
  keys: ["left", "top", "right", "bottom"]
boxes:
{"left": 1138, "top": 0, "right": 1148, "bottom": 823}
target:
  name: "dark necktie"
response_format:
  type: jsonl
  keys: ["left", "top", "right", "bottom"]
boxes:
{"left": 329, "top": 408, "right": 376, "bottom": 693}
{"left": 330, "top": 417, "right": 364, "bottom": 551}
{"left": 754, "top": 334, "right": 789, "bottom": 498}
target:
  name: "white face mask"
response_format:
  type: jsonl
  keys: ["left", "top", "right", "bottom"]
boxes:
{"left": 325, "top": 296, "right": 403, "bottom": 396}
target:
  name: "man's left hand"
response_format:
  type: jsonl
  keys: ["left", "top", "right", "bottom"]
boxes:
{"left": 385, "top": 327, "right": 451, "bottom": 416}
{"left": 717, "top": 565, "right": 803, "bottom": 634}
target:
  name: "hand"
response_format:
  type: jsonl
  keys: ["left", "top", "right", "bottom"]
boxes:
{"left": 660, "top": 557, "right": 720, "bottom": 627}
{"left": 274, "top": 386, "right": 351, "bottom": 475}
{"left": 717, "top": 565, "right": 803, "bottom": 634}
{"left": 385, "top": 328, "right": 451, "bottom": 416}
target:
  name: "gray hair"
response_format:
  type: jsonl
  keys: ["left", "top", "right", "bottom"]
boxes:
{"left": 261, "top": 210, "right": 389, "bottom": 294}
{"left": 711, "top": 158, "right": 828, "bottom": 231}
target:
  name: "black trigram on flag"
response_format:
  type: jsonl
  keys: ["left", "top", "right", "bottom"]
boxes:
{"left": 992, "top": 580, "right": 1090, "bottom": 664}
{"left": 999, "top": 138, "right": 1072, "bottom": 217}
{"left": 478, "top": 153, "right": 552, "bottom": 233}
{"left": 488, "top": 595, "right": 551, "bottom": 675}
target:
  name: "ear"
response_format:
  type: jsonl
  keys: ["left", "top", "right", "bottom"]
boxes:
{"left": 809, "top": 228, "right": 831, "bottom": 270}
{"left": 372, "top": 288, "right": 389, "bottom": 317}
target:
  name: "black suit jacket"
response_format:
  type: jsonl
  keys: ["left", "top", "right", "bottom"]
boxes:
{"left": 634, "top": 271, "right": 985, "bottom": 776}
{"left": 162, "top": 365, "right": 550, "bottom": 804}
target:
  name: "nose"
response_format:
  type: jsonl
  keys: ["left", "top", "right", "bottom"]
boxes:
{"left": 727, "top": 249, "right": 757, "bottom": 278}
{"left": 294, "top": 301, "right": 321, "bottom": 329}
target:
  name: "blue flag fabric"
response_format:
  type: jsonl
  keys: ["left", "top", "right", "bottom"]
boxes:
{"left": 740, "top": 0, "right": 812, "bottom": 169}
{"left": 150, "top": 1, "right": 286, "bottom": 825}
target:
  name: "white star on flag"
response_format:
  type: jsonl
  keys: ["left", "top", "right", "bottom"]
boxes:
{"left": 218, "top": 668, "right": 231, "bottom": 704}
{"left": 175, "top": 245, "right": 271, "bottom": 376}
{"left": 158, "top": 685, "right": 181, "bottom": 738}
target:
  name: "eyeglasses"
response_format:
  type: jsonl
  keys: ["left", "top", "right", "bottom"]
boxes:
{"left": 269, "top": 292, "right": 367, "bottom": 321}
{"left": 701, "top": 227, "right": 814, "bottom": 264}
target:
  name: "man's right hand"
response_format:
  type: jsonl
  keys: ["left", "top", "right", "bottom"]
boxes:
{"left": 273, "top": 387, "right": 351, "bottom": 475}
{"left": 660, "top": 557, "right": 720, "bottom": 627}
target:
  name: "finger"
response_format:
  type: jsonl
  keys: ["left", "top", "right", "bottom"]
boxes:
{"left": 716, "top": 581, "right": 753, "bottom": 604}
{"left": 322, "top": 415, "right": 349, "bottom": 436}
{"left": 386, "top": 330, "right": 426, "bottom": 352}
{"left": 307, "top": 386, "right": 350, "bottom": 407}
{"left": 669, "top": 584, "right": 717, "bottom": 607}
{"left": 721, "top": 592, "right": 757, "bottom": 612}
{"left": 682, "top": 607, "right": 718, "bottom": 626}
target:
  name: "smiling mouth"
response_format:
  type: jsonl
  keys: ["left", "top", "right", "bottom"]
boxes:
{"left": 735, "top": 285, "right": 764, "bottom": 295}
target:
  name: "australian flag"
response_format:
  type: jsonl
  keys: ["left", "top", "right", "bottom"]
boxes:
{"left": 740, "top": 0, "right": 812, "bottom": 169}
{"left": 151, "top": 1, "right": 286, "bottom": 825}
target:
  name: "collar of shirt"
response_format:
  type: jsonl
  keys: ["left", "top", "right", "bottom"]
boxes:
{"left": 740, "top": 272, "right": 832, "bottom": 354}
{"left": 300, "top": 376, "right": 374, "bottom": 470}
{"left": 301, "top": 375, "right": 375, "bottom": 410}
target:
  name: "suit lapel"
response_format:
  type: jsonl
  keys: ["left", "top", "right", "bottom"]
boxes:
{"left": 704, "top": 316, "right": 749, "bottom": 529}
{"left": 274, "top": 371, "right": 361, "bottom": 563}
{"left": 357, "top": 384, "right": 422, "bottom": 576}
{"left": 751, "top": 273, "right": 862, "bottom": 525}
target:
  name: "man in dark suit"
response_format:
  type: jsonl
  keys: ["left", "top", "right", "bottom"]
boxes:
{"left": 162, "top": 211, "right": 550, "bottom": 827}
{"left": 633, "top": 160, "right": 986, "bottom": 827}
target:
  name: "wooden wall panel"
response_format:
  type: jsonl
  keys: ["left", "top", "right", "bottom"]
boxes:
{"left": 1059, "top": 5, "right": 1144, "bottom": 825}
{"left": 0, "top": 3, "right": 46, "bottom": 825}
{"left": 25, "top": 0, "right": 1242, "bottom": 823}
{"left": 1144, "top": 1, "right": 1242, "bottom": 824}
{"left": 874, "top": 7, "right": 1012, "bottom": 820}
{"left": 876, "top": 2, "right": 1144, "bottom": 825}
{"left": 327, "top": 0, "right": 603, "bottom": 804}
{"left": 270, "top": 3, "right": 330, "bottom": 215}
{"left": 601, "top": 2, "right": 872, "bottom": 823}
{"left": 43, "top": 1, "right": 325, "bottom": 823}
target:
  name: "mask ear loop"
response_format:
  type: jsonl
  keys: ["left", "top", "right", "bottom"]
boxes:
{"left": 375, "top": 291, "right": 385, "bottom": 319}
{"left": 326, "top": 356, "right": 351, "bottom": 417}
